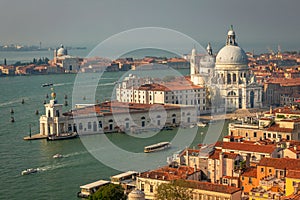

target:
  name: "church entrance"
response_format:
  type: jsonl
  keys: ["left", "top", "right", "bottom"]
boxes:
{"left": 250, "top": 91, "right": 255, "bottom": 108}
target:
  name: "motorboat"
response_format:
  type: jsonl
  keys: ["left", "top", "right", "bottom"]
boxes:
{"left": 144, "top": 141, "right": 171, "bottom": 153}
{"left": 53, "top": 154, "right": 63, "bottom": 159}
{"left": 197, "top": 122, "right": 207, "bottom": 127}
{"left": 21, "top": 168, "right": 38, "bottom": 175}
{"left": 41, "top": 83, "right": 53, "bottom": 87}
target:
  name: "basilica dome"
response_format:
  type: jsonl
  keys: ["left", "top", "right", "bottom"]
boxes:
{"left": 216, "top": 45, "right": 247, "bottom": 65}
{"left": 215, "top": 26, "right": 248, "bottom": 69}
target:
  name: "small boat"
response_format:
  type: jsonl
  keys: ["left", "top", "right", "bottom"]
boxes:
{"left": 21, "top": 99, "right": 25, "bottom": 104}
{"left": 190, "top": 124, "right": 196, "bottom": 128}
{"left": 10, "top": 108, "right": 14, "bottom": 114}
{"left": 53, "top": 154, "right": 63, "bottom": 159}
{"left": 42, "top": 83, "right": 53, "bottom": 87}
{"left": 47, "top": 132, "right": 78, "bottom": 141}
{"left": 197, "top": 122, "right": 207, "bottom": 127}
{"left": 11, "top": 117, "right": 15, "bottom": 123}
{"left": 144, "top": 141, "right": 171, "bottom": 153}
{"left": 21, "top": 168, "right": 37, "bottom": 175}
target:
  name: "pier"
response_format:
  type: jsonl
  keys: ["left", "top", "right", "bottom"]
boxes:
{"left": 23, "top": 134, "right": 47, "bottom": 140}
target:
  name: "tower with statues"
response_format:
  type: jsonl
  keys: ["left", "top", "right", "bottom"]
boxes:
{"left": 39, "top": 89, "right": 65, "bottom": 137}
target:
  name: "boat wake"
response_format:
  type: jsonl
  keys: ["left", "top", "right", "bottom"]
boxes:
{"left": 0, "top": 97, "right": 29, "bottom": 107}
{"left": 36, "top": 163, "right": 70, "bottom": 172}
{"left": 53, "top": 82, "right": 73, "bottom": 87}
{"left": 62, "top": 150, "right": 88, "bottom": 158}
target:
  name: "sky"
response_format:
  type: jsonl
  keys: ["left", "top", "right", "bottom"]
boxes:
{"left": 1, "top": 0, "right": 300, "bottom": 53}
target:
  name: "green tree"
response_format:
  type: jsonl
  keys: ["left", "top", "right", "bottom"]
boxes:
{"left": 89, "top": 183, "right": 126, "bottom": 200}
{"left": 156, "top": 179, "right": 193, "bottom": 200}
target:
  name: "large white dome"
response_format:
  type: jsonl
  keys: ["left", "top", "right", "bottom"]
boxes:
{"left": 216, "top": 45, "right": 247, "bottom": 65}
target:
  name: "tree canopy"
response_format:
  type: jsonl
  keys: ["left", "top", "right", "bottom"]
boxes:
{"left": 89, "top": 183, "right": 126, "bottom": 200}
{"left": 156, "top": 179, "right": 193, "bottom": 200}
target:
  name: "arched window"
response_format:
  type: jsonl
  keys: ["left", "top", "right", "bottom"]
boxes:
{"left": 109, "top": 119, "right": 113, "bottom": 130}
{"left": 125, "top": 118, "right": 130, "bottom": 129}
{"left": 157, "top": 115, "right": 161, "bottom": 126}
{"left": 172, "top": 114, "right": 176, "bottom": 124}
{"left": 141, "top": 116, "right": 145, "bottom": 127}
{"left": 228, "top": 91, "right": 236, "bottom": 96}
{"left": 187, "top": 113, "right": 191, "bottom": 123}
{"left": 233, "top": 73, "right": 236, "bottom": 83}
{"left": 98, "top": 121, "right": 102, "bottom": 129}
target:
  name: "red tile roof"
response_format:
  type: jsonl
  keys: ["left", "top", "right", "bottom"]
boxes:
{"left": 65, "top": 101, "right": 186, "bottom": 116}
{"left": 139, "top": 166, "right": 198, "bottom": 181}
{"left": 242, "top": 167, "right": 257, "bottom": 178}
{"left": 186, "top": 180, "right": 241, "bottom": 194}
{"left": 209, "top": 149, "right": 221, "bottom": 160}
{"left": 266, "top": 124, "right": 294, "bottom": 133}
{"left": 258, "top": 157, "right": 300, "bottom": 170}
{"left": 215, "top": 141, "right": 277, "bottom": 154}
{"left": 286, "top": 170, "right": 300, "bottom": 179}
{"left": 223, "top": 152, "right": 239, "bottom": 159}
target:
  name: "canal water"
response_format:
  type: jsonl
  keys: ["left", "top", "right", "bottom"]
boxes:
{"left": 0, "top": 72, "right": 229, "bottom": 200}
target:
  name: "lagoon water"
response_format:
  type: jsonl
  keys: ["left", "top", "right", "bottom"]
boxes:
{"left": 0, "top": 70, "right": 229, "bottom": 200}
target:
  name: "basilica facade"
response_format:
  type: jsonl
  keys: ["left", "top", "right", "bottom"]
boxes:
{"left": 190, "top": 26, "right": 262, "bottom": 112}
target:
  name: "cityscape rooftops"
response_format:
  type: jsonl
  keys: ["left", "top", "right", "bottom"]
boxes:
{"left": 215, "top": 141, "right": 277, "bottom": 154}
{"left": 186, "top": 180, "right": 241, "bottom": 194}
{"left": 242, "top": 167, "right": 257, "bottom": 178}
{"left": 258, "top": 157, "right": 300, "bottom": 170}
{"left": 138, "top": 166, "right": 198, "bottom": 181}
{"left": 65, "top": 101, "right": 190, "bottom": 117}
{"left": 286, "top": 170, "right": 300, "bottom": 179}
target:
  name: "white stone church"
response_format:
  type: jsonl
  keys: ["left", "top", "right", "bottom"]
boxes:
{"left": 190, "top": 26, "right": 262, "bottom": 112}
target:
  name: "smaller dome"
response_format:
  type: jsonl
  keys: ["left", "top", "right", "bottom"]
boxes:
{"left": 57, "top": 44, "right": 67, "bottom": 56}
{"left": 200, "top": 55, "right": 215, "bottom": 69}
{"left": 128, "top": 189, "right": 145, "bottom": 200}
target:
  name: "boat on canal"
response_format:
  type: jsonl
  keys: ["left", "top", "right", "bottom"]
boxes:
{"left": 21, "top": 168, "right": 38, "bottom": 175}
{"left": 144, "top": 141, "right": 171, "bottom": 153}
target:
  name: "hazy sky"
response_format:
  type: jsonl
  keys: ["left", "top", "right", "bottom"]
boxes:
{"left": 1, "top": 0, "right": 300, "bottom": 53}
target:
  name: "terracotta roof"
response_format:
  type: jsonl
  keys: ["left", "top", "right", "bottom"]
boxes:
{"left": 265, "top": 77, "right": 300, "bottom": 86}
{"left": 136, "top": 78, "right": 204, "bottom": 91}
{"left": 242, "top": 167, "right": 257, "bottom": 178}
{"left": 286, "top": 170, "right": 300, "bottom": 179}
{"left": 215, "top": 141, "right": 277, "bottom": 154}
{"left": 223, "top": 152, "right": 239, "bottom": 159}
{"left": 138, "top": 166, "right": 198, "bottom": 181}
{"left": 266, "top": 124, "right": 294, "bottom": 133}
{"left": 65, "top": 101, "right": 186, "bottom": 116}
{"left": 287, "top": 146, "right": 300, "bottom": 154}
{"left": 209, "top": 149, "right": 221, "bottom": 160}
{"left": 258, "top": 157, "right": 300, "bottom": 170}
{"left": 186, "top": 180, "right": 241, "bottom": 194}
{"left": 281, "top": 193, "right": 300, "bottom": 200}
